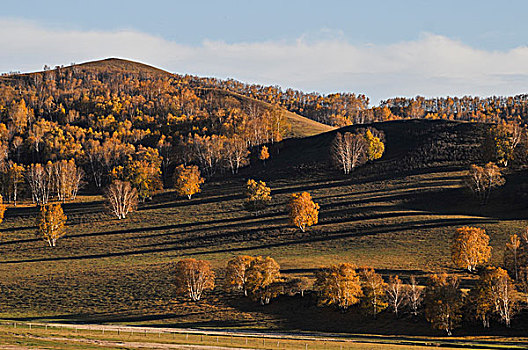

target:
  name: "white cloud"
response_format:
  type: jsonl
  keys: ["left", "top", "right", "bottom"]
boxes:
{"left": 2, "top": 18, "right": 528, "bottom": 104}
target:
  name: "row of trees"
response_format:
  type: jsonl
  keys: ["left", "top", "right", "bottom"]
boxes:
{"left": 173, "top": 250, "right": 524, "bottom": 336}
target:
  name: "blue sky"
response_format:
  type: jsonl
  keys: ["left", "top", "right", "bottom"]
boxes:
{"left": 2, "top": 0, "right": 528, "bottom": 104}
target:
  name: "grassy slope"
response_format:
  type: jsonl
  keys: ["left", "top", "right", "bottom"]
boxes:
{"left": 0, "top": 120, "right": 526, "bottom": 337}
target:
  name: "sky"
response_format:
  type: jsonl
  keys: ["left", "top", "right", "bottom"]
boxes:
{"left": 2, "top": 0, "right": 528, "bottom": 105}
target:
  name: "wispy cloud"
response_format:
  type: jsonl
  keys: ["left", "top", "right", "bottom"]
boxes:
{"left": 2, "top": 18, "right": 528, "bottom": 104}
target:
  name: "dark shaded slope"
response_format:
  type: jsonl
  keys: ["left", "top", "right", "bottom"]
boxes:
{"left": 261, "top": 119, "right": 488, "bottom": 177}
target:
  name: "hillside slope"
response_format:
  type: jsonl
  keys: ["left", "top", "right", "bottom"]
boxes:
{"left": 21, "top": 58, "right": 334, "bottom": 138}
{"left": 261, "top": 119, "right": 488, "bottom": 177}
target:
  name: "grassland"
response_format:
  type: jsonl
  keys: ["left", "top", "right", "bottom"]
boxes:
{"left": 0, "top": 120, "right": 526, "bottom": 339}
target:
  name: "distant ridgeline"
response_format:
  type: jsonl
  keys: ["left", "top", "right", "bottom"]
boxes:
{"left": 195, "top": 76, "right": 528, "bottom": 127}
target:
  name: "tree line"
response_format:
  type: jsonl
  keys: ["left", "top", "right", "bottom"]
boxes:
{"left": 171, "top": 223, "right": 528, "bottom": 336}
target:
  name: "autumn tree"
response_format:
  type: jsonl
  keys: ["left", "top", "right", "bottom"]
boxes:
{"left": 364, "top": 129, "right": 385, "bottom": 161}
{"left": 451, "top": 226, "right": 492, "bottom": 272}
{"left": 489, "top": 267, "right": 519, "bottom": 327}
{"left": 105, "top": 180, "right": 138, "bottom": 219}
{"left": 424, "top": 273, "right": 463, "bottom": 336}
{"left": 244, "top": 179, "right": 271, "bottom": 214}
{"left": 3, "top": 161, "right": 24, "bottom": 206}
{"left": 407, "top": 275, "right": 423, "bottom": 316}
{"left": 174, "top": 259, "right": 215, "bottom": 301}
{"left": 386, "top": 275, "right": 407, "bottom": 317}
{"left": 245, "top": 256, "right": 281, "bottom": 305}
{"left": 173, "top": 165, "right": 204, "bottom": 199}
{"left": 283, "top": 277, "right": 311, "bottom": 297}
{"left": 466, "top": 162, "right": 505, "bottom": 204}
{"left": 0, "top": 195, "right": 6, "bottom": 224}
{"left": 51, "top": 159, "right": 84, "bottom": 202}
{"left": 223, "top": 137, "right": 249, "bottom": 174}
{"left": 360, "top": 268, "right": 388, "bottom": 317}
{"left": 36, "top": 203, "right": 67, "bottom": 247}
{"left": 314, "top": 263, "right": 362, "bottom": 311}
{"left": 259, "top": 145, "right": 269, "bottom": 164}
{"left": 504, "top": 234, "right": 521, "bottom": 280}
{"left": 288, "top": 192, "right": 320, "bottom": 232}
{"left": 117, "top": 146, "right": 163, "bottom": 201}
{"left": 26, "top": 163, "right": 53, "bottom": 205}
{"left": 331, "top": 132, "right": 366, "bottom": 174}
{"left": 467, "top": 267, "right": 496, "bottom": 328}
{"left": 225, "top": 255, "right": 255, "bottom": 296}
{"left": 482, "top": 122, "right": 523, "bottom": 167}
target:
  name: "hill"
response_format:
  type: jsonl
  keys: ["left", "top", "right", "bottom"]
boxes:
{"left": 0, "top": 119, "right": 527, "bottom": 337}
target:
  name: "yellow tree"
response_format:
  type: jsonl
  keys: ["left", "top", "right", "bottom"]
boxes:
{"left": 259, "top": 146, "right": 269, "bottom": 164}
{"left": 451, "top": 226, "right": 492, "bottom": 272}
{"left": 424, "top": 273, "right": 463, "bottom": 336}
{"left": 364, "top": 129, "right": 385, "bottom": 161}
{"left": 288, "top": 192, "right": 319, "bottom": 232}
{"left": 244, "top": 179, "right": 271, "bottom": 214}
{"left": 314, "top": 263, "right": 362, "bottom": 310}
{"left": 174, "top": 259, "right": 215, "bottom": 301}
{"left": 37, "top": 203, "right": 67, "bottom": 247}
{"left": 173, "top": 165, "right": 204, "bottom": 199}
{"left": 245, "top": 256, "right": 281, "bottom": 305}
{"left": 225, "top": 255, "right": 256, "bottom": 296}
{"left": 0, "top": 195, "right": 6, "bottom": 224}
{"left": 489, "top": 267, "right": 519, "bottom": 327}
{"left": 360, "top": 268, "right": 388, "bottom": 317}
{"left": 4, "top": 161, "right": 24, "bottom": 206}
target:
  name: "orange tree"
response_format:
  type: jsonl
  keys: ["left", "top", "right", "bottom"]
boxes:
{"left": 288, "top": 192, "right": 319, "bottom": 232}
{"left": 451, "top": 226, "right": 491, "bottom": 272}
{"left": 173, "top": 165, "right": 204, "bottom": 199}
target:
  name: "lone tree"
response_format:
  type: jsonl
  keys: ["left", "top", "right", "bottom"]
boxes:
{"left": 173, "top": 165, "right": 204, "bottom": 199}
{"left": 314, "top": 263, "right": 362, "bottom": 311}
{"left": 174, "top": 259, "right": 215, "bottom": 301}
{"left": 245, "top": 256, "right": 281, "bottom": 305}
{"left": 364, "top": 129, "right": 385, "bottom": 161}
{"left": 424, "top": 273, "right": 463, "bottom": 336}
{"left": 466, "top": 162, "right": 505, "bottom": 204}
{"left": 407, "top": 275, "right": 423, "bottom": 317}
{"left": 451, "top": 226, "right": 492, "bottom": 272}
{"left": 259, "top": 146, "right": 269, "bottom": 164}
{"left": 225, "top": 255, "right": 255, "bottom": 296}
{"left": 105, "top": 180, "right": 138, "bottom": 219}
{"left": 244, "top": 179, "right": 271, "bottom": 214}
{"left": 288, "top": 192, "right": 320, "bottom": 232}
{"left": 37, "top": 203, "right": 67, "bottom": 247}
{"left": 360, "top": 268, "right": 388, "bottom": 317}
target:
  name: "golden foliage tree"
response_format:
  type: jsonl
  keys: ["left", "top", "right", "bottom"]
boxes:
{"left": 314, "top": 263, "right": 362, "bottom": 311}
{"left": 37, "top": 203, "right": 67, "bottom": 247}
{"left": 364, "top": 129, "right": 385, "bottom": 161}
{"left": 489, "top": 267, "right": 519, "bottom": 327}
{"left": 451, "top": 226, "right": 492, "bottom": 272}
{"left": 224, "top": 255, "right": 255, "bottom": 296}
{"left": 424, "top": 273, "right": 463, "bottom": 336}
{"left": 105, "top": 180, "right": 138, "bottom": 219}
{"left": 288, "top": 192, "right": 319, "bottom": 232}
{"left": 245, "top": 256, "right": 281, "bottom": 305}
{"left": 466, "top": 162, "right": 505, "bottom": 204}
{"left": 259, "top": 146, "right": 269, "bottom": 164}
{"left": 244, "top": 179, "right": 271, "bottom": 214}
{"left": 174, "top": 259, "right": 215, "bottom": 301}
{"left": 360, "top": 268, "right": 388, "bottom": 317}
{"left": 0, "top": 195, "right": 6, "bottom": 224}
{"left": 51, "top": 159, "right": 84, "bottom": 202}
{"left": 173, "top": 165, "right": 204, "bottom": 199}
{"left": 4, "top": 161, "right": 24, "bottom": 206}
